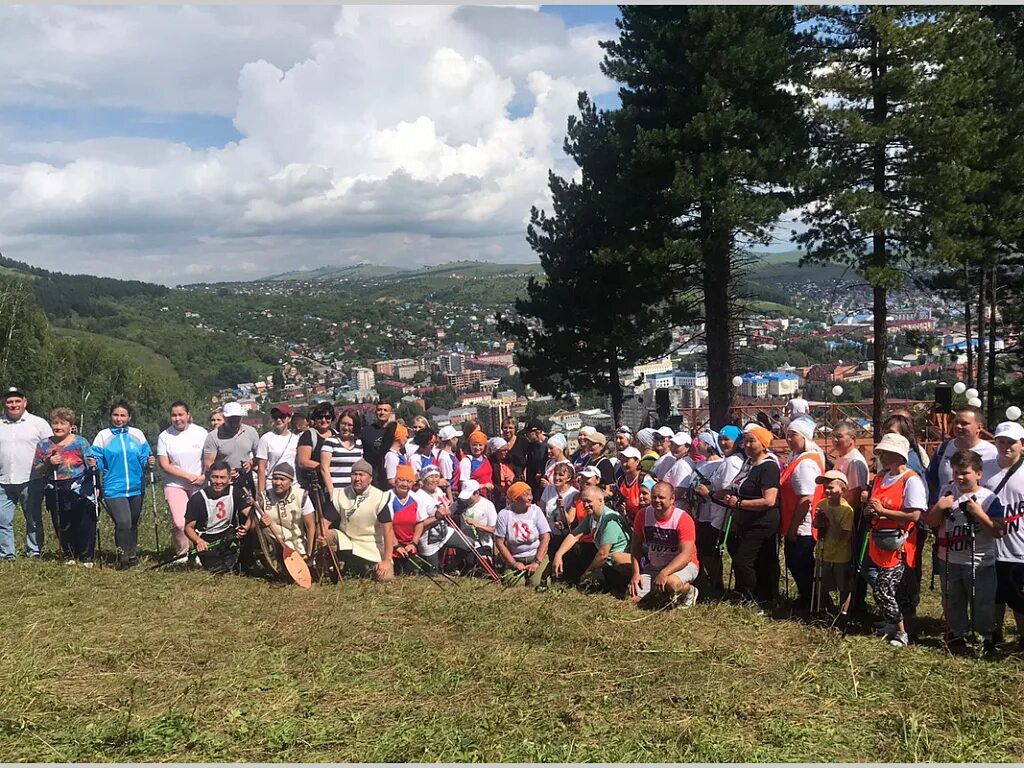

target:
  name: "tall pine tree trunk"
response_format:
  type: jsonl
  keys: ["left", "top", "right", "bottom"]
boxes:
{"left": 872, "top": 274, "right": 888, "bottom": 436}
{"left": 608, "top": 354, "right": 624, "bottom": 428}
{"left": 870, "top": 34, "right": 889, "bottom": 436}
{"left": 987, "top": 266, "right": 998, "bottom": 423}
{"left": 702, "top": 209, "right": 733, "bottom": 430}
{"left": 977, "top": 264, "right": 987, "bottom": 398}
{"left": 965, "top": 261, "right": 974, "bottom": 388}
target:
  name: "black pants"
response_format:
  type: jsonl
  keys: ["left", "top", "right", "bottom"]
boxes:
{"left": 552, "top": 541, "right": 598, "bottom": 584}
{"left": 785, "top": 535, "right": 816, "bottom": 609}
{"left": 341, "top": 551, "right": 379, "bottom": 578}
{"left": 696, "top": 520, "right": 725, "bottom": 596}
{"left": 418, "top": 534, "right": 476, "bottom": 573}
{"left": 197, "top": 530, "right": 239, "bottom": 574}
{"left": 46, "top": 484, "right": 96, "bottom": 563}
{"left": 103, "top": 495, "right": 144, "bottom": 564}
{"left": 728, "top": 508, "right": 780, "bottom": 605}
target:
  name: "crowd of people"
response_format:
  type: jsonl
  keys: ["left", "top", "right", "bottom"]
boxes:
{"left": 2, "top": 383, "right": 1022, "bottom": 656}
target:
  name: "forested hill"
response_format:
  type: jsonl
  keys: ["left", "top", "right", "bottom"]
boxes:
{"left": 0, "top": 255, "right": 168, "bottom": 319}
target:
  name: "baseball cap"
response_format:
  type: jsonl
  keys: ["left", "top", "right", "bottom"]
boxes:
{"left": 816, "top": 469, "right": 848, "bottom": 487}
{"left": 616, "top": 425, "right": 633, "bottom": 435}
{"left": 525, "top": 419, "right": 545, "bottom": 433}
{"left": 588, "top": 431, "right": 608, "bottom": 446}
{"left": 670, "top": 431, "right": 691, "bottom": 447}
{"left": 994, "top": 421, "right": 1024, "bottom": 442}
{"left": 875, "top": 433, "right": 910, "bottom": 461}
{"left": 3, "top": 386, "right": 25, "bottom": 399}
{"left": 458, "top": 479, "right": 481, "bottom": 500}
{"left": 579, "top": 466, "right": 602, "bottom": 479}
{"left": 438, "top": 425, "right": 463, "bottom": 442}
{"left": 222, "top": 402, "right": 244, "bottom": 418}
{"left": 618, "top": 447, "right": 642, "bottom": 461}
{"left": 271, "top": 404, "right": 294, "bottom": 417}
{"left": 655, "top": 426, "right": 674, "bottom": 438}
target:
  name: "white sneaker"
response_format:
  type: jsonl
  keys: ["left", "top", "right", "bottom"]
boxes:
{"left": 64, "top": 559, "right": 77, "bottom": 566}
{"left": 889, "top": 631, "right": 909, "bottom": 648}
{"left": 682, "top": 585, "right": 699, "bottom": 608}
{"left": 82, "top": 562, "right": 94, "bottom": 569}
{"left": 168, "top": 554, "right": 189, "bottom": 567}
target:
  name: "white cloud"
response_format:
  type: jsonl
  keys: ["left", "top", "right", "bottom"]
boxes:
{"left": 0, "top": 5, "right": 618, "bottom": 283}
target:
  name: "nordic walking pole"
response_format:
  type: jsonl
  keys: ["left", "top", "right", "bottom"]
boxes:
{"left": 148, "top": 466, "right": 162, "bottom": 557}
{"left": 836, "top": 524, "right": 870, "bottom": 635}
{"left": 411, "top": 553, "right": 460, "bottom": 586}
{"left": 719, "top": 510, "right": 734, "bottom": 593}
{"left": 406, "top": 552, "right": 446, "bottom": 589}
{"left": 446, "top": 517, "right": 501, "bottom": 582}
{"left": 92, "top": 467, "right": 104, "bottom": 568}
{"left": 967, "top": 502, "right": 977, "bottom": 648}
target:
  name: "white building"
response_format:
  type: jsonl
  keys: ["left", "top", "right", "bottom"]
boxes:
{"left": 353, "top": 367, "right": 376, "bottom": 393}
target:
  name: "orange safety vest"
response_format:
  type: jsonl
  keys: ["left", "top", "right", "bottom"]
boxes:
{"left": 867, "top": 470, "right": 921, "bottom": 570}
{"left": 779, "top": 451, "right": 825, "bottom": 538}
{"left": 617, "top": 474, "right": 642, "bottom": 525}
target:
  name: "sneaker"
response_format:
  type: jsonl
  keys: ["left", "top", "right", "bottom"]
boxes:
{"left": 682, "top": 585, "right": 699, "bottom": 608}
{"left": 167, "top": 554, "right": 189, "bottom": 567}
{"left": 889, "top": 631, "right": 909, "bottom": 647}
{"left": 64, "top": 559, "right": 77, "bottom": 566}
{"left": 82, "top": 562, "right": 94, "bottom": 569}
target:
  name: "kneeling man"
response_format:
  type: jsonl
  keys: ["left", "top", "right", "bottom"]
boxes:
{"left": 184, "top": 460, "right": 251, "bottom": 574}
{"left": 629, "top": 481, "right": 699, "bottom": 606}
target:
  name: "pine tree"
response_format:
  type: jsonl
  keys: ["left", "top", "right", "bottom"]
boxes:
{"left": 600, "top": 6, "right": 811, "bottom": 428}
{"left": 797, "top": 5, "right": 935, "bottom": 434}
{"left": 502, "top": 95, "right": 701, "bottom": 426}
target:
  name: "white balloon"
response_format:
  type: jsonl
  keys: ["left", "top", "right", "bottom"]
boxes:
{"left": 966, "top": 388, "right": 979, "bottom": 400}
{"left": 967, "top": 397, "right": 982, "bottom": 408}
{"left": 1006, "top": 406, "right": 1022, "bottom": 421}
{"left": 732, "top": 376, "right": 743, "bottom": 387}
{"left": 831, "top": 385, "right": 843, "bottom": 397}
{"left": 953, "top": 382, "right": 967, "bottom": 395}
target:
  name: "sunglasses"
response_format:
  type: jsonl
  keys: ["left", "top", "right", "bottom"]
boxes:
{"left": 314, "top": 415, "right": 333, "bottom": 422}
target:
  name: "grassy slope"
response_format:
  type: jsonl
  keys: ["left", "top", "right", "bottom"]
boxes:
{"left": 53, "top": 327, "right": 179, "bottom": 379}
{"left": 1, "top": 506, "right": 1022, "bottom": 762}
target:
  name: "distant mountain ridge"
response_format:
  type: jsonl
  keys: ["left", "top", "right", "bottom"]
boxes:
{"left": 264, "top": 260, "right": 546, "bottom": 283}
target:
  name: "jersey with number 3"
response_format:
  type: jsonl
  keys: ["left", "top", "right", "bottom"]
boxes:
{"left": 188, "top": 487, "right": 238, "bottom": 537}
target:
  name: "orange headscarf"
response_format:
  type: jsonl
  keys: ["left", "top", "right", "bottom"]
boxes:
{"left": 394, "top": 424, "right": 409, "bottom": 444}
{"left": 469, "top": 430, "right": 488, "bottom": 446}
{"left": 746, "top": 426, "right": 774, "bottom": 450}
{"left": 395, "top": 464, "right": 415, "bottom": 482}
{"left": 506, "top": 482, "right": 531, "bottom": 502}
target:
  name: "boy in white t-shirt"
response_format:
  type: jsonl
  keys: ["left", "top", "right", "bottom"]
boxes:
{"left": 458, "top": 479, "right": 497, "bottom": 556}
{"left": 926, "top": 449, "right": 1004, "bottom": 651}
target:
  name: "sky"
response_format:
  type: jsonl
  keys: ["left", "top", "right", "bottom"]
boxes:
{"left": 0, "top": 5, "right": 794, "bottom": 286}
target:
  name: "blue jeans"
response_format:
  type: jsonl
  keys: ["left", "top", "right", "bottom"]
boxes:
{"left": 0, "top": 479, "right": 46, "bottom": 558}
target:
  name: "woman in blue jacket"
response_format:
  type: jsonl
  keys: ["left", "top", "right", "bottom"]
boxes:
{"left": 88, "top": 401, "right": 153, "bottom": 569}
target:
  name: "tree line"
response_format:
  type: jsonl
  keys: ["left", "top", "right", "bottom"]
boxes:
{"left": 504, "top": 6, "right": 1024, "bottom": 431}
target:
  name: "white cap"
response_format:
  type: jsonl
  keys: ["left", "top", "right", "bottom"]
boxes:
{"left": 458, "top": 479, "right": 481, "bottom": 500}
{"left": 618, "top": 447, "right": 642, "bottom": 461}
{"left": 994, "top": 421, "right": 1024, "bottom": 442}
{"left": 616, "top": 425, "right": 633, "bottom": 435}
{"left": 655, "top": 426, "right": 675, "bottom": 438}
{"left": 438, "top": 426, "right": 463, "bottom": 442}
{"left": 222, "top": 402, "right": 244, "bottom": 418}
{"left": 670, "top": 432, "right": 691, "bottom": 447}
{"left": 875, "top": 433, "right": 910, "bottom": 462}
{"left": 579, "top": 466, "right": 602, "bottom": 479}
{"left": 579, "top": 426, "right": 597, "bottom": 437}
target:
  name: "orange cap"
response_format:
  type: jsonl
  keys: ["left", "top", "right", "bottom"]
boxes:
{"left": 395, "top": 464, "right": 415, "bottom": 482}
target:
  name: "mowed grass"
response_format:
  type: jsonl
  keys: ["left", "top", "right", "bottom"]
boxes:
{"left": 1, "top": 500, "right": 1024, "bottom": 762}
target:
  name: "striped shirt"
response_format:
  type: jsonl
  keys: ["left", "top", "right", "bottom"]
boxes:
{"left": 321, "top": 436, "right": 363, "bottom": 489}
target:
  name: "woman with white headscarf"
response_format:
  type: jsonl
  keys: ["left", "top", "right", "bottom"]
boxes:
{"left": 691, "top": 431, "right": 727, "bottom": 595}
{"left": 779, "top": 415, "right": 825, "bottom": 609}
{"left": 487, "top": 436, "right": 516, "bottom": 510}
{"left": 637, "top": 428, "right": 659, "bottom": 475}
{"left": 542, "top": 433, "right": 569, "bottom": 488}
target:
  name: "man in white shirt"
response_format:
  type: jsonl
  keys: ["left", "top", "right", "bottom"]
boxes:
{"left": 786, "top": 391, "right": 810, "bottom": 419}
{"left": 928, "top": 405, "right": 998, "bottom": 504}
{"left": 0, "top": 387, "right": 53, "bottom": 559}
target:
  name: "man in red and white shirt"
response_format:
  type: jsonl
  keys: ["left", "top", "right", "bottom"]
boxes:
{"left": 629, "top": 481, "right": 699, "bottom": 606}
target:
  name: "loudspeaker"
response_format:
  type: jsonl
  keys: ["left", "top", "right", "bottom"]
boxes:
{"left": 934, "top": 382, "right": 952, "bottom": 414}
{"left": 655, "top": 389, "right": 670, "bottom": 424}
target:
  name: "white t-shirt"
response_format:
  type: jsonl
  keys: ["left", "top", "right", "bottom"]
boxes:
{"left": 495, "top": 504, "right": 551, "bottom": 560}
{"left": 983, "top": 458, "right": 1024, "bottom": 564}
{"left": 787, "top": 397, "right": 810, "bottom": 416}
{"left": 788, "top": 450, "right": 824, "bottom": 537}
{"left": 464, "top": 497, "right": 497, "bottom": 549}
{"left": 256, "top": 430, "right": 299, "bottom": 489}
{"left": 539, "top": 484, "right": 579, "bottom": 532}
{"left": 693, "top": 458, "right": 727, "bottom": 529}
{"left": 936, "top": 439, "right": 998, "bottom": 496}
{"left": 384, "top": 449, "right": 404, "bottom": 482}
{"left": 664, "top": 455, "right": 694, "bottom": 489}
{"left": 0, "top": 412, "right": 53, "bottom": 484}
{"left": 833, "top": 448, "right": 869, "bottom": 490}
{"left": 939, "top": 487, "right": 1003, "bottom": 568}
{"left": 651, "top": 453, "right": 677, "bottom": 481}
{"left": 414, "top": 487, "right": 453, "bottom": 557}
{"left": 157, "top": 424, "right": 208, "bottom": 489}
